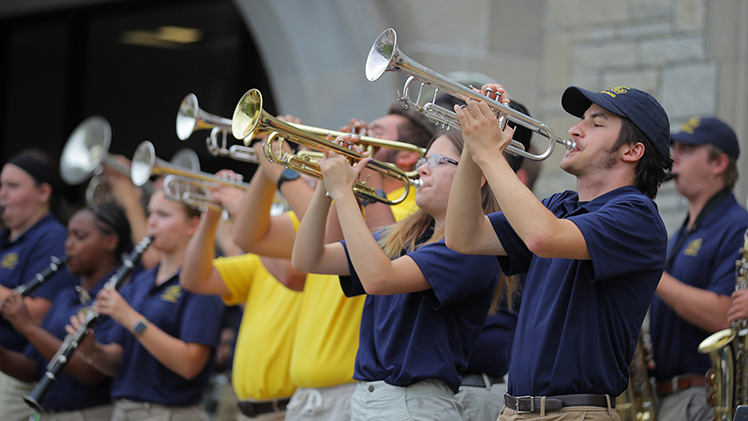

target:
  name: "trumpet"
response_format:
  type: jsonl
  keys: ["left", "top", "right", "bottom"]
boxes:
{"left": 60, "top": 117, "right": 200, "bottom": 204}
{"left": 176, "top": 93, "right": 258, "bottom": 164}
{"left": 162, "top": 174, "right": 247, "bottom": 213}
{"left": 365, "top": 28, "right": 577, "bottom": 161}
{"left": 59, "top": 116, "right": 133, "bottom": 204}
{"left": 131, "top": 140, "right": 246, "bottom": 190}
{"left": 232, "top": 89, "right": 422, "bottom": 206}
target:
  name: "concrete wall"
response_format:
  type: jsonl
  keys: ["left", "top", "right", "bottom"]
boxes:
{"left": 3, "top": 0, "right": 746, "bottom": 234}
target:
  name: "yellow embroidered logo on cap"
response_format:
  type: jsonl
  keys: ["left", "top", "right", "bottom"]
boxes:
{"left": 684, "top": 238, "right": 702, "bottom": 256}
{"left": 601, "top": 86, "right": 629, "bottom": 98}
{"left": 680, "top": 116, "right": 701, "bottom": 134}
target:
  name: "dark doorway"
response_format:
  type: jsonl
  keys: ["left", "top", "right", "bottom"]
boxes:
{"left": 0, "top": 0, "right": 274, "bottom": 206}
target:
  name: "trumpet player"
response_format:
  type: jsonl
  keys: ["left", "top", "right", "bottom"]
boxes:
{"left": 180, "top": 167, "right": 306, "bottom": 421}
{"left": 0, "top": 149, "right": 77, "bottom": 421}
{"left": 650, "top": 116, "right": 748, "bottom": 421}
{"left": 447, "top": 84, "right": 672, "bottom": 420}
{"left": 233, "top": 107, "right": 433, "bottom": 421}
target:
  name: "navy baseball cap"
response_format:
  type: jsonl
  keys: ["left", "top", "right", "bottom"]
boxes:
{"left": 671, "top": 116, "right": 739, "bottom": 159}
{"left": 561, "top": 86, "right": 670, "bottom": 160}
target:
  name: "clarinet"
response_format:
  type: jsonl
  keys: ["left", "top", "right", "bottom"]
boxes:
{"left": 12, "top": 256, "right": 69, "bottom": 297}
{"left": 23, "top": 236, "right": 152, "bottom": 412}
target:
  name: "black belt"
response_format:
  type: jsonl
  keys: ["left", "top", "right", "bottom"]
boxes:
{"left": 461, "top": 373, "right": 505, "bottom": 388}
{"left": 504, "top": 393, "right": 614, "bottom": 413}
{"left": 238, "top": 398, "right": 290, "bottom": 418}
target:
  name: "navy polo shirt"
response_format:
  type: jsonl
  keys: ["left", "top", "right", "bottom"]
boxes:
{"left": 489, "top": 186, "right": 666, "bottom": 397}
{"left": 0, "top": 214, "right": 77, "bottom": 351}
{"left": 465, "top": 277, "right": 523, "bottom": 377}
{"left": 24, "top": 273, "right": 116, "bottom": 411}
{"left": 106, "top": 267, "right": 225, "bottom": 406}
{"left": 340, "top": 236, "right": 500, "bottom": 393}
{"left": 651, "top": 192, "right": 748, "bottom": 380}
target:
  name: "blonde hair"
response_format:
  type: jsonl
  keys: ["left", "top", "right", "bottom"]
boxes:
{"left": 376, "top": 130, "right": 516, "bottom": 313}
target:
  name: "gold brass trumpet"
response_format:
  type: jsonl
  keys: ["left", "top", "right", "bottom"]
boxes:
{"left": 365, "top": 28, "right": 577, "bottom": 161}
{"left": 232, "top": 89, "right": 422, "bottom": 205}
{"left": 176, "top": 93, "right": 258, "bottom": 164}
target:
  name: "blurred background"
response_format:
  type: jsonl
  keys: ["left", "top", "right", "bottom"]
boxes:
{"left": 0, "top": 0, "right": 746, "bottom": 234}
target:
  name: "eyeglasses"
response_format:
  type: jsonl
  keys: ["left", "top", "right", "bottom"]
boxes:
{"left": 416, "top": 154, "right": 459, "bottom": 169}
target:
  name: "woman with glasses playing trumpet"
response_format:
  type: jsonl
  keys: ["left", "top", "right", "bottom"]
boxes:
{"left": 0, "top": 203, "right": 132, "bottom": 420}
{"left": 291, "top": 129, "right": 502, "bottom": 421}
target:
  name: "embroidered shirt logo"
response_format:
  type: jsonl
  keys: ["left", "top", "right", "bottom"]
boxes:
{"left": 683, "top": 239, "right": 702, "bottom": 256}
{"left": 1, "top": 253, "right": 18, "bottom": 270}
{"left": 601, "top": 86, "right": 630, "bottom": 98}
{"left": 161, "top": 285, "right": 182, "bottom": 303}
{"left": 680, "top": 116, "right": 701, "bottom": 134}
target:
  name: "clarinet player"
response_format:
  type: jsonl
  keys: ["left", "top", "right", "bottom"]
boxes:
{"left": 0, "top": 204, "right": 134, "bottom": 419}
{"left": 68, "top": 185, "right": 225, "bottom": 421}
{"left": 0, "top": 149, "right": 77, "bottom": 421}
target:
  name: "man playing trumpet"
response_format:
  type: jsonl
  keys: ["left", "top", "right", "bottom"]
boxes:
{"left": 447, "top": 84, "right": 672, "bottom": 420}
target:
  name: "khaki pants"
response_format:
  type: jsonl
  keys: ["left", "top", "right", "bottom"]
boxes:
{"left": 499, "top": 403, "right": 620, "bottom": 421}
{"left": 350, "top": 379, "right": 461, "bottom": 421}
{"left": 657, "top": 386, "right": 712, "bottom": 421}
{"left": 40, "top": 405, "right": 113, "bottom": 421}
{"left": 0, "top": 370, "right": 35, "bottom": 421}
{"left": 112, "top": 399, "right": 209, "bottom": 421}
{"left": 456, "top": 381, "right": 507, "bottom": 421}
{"left": 285, "top": 383, "right": 355, "bottom": 421}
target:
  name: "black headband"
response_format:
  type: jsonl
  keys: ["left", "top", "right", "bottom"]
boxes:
{"left": 7, "top": 153, "right": 61, "bottom": 194}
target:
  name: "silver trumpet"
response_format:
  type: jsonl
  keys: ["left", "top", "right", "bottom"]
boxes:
{"left": 162, "top": 174, "right": 246, "bottom": 213}
{"left": 132, "top": 141, "right": 250, "bottom": 212}
{"left": 365, "top": 28, "right": 577, "bottom": 161}
{"left": 60, "top": 117, "right": 200, "bottom": 204}
{"left": 176, "top": 93, "right": 258, "bottom": 164}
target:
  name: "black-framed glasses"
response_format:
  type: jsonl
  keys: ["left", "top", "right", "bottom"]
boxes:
{"left": 416, "top": 154, "right": 459, "bottom": 168}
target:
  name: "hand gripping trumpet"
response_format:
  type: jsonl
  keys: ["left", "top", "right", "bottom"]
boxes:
{"left": 23, "top": 236, "right": 153, "bottom": 412}
{"left": 698, "top": 228, "right": 748, "bottom": 421}
{"left": 365, "top": 28, "right": 577, "bottom": 161}
{"left": 232, "top": 89, "right": 422, "bottom": 206}
{"left": 176, "top": 93, "right": 259, "bottom": 164}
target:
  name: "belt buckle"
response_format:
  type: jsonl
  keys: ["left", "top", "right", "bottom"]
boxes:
{"left": 671, "top": 376, "right": 680, "bottom": 393}
{"left": 515, "top": 395, "right": 535, "bottom": 414}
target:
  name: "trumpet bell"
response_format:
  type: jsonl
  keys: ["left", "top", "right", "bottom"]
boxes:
{"left": 232, "top": 89, "right": 262, "bottom": 142}
{"left": 171, "top": 148, "right": 201, "bottom": 172}
{"left": 176, "top": 93, "right": 200, "bottom": 141}
{"left": 60, "top": 116, "right": 112, "bottom": 185}
{"left": 131, "top": 141, "right": 157, "bottom": 187}
{"left": 176, "top": 93, "right": 233, "bottom": 141}
{"left": 365, "top": 28, "right": 397, "bottom": 82}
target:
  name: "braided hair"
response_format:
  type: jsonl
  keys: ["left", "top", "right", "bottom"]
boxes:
{"left": 84, "top": 203, "right": 133, "bottom": 261}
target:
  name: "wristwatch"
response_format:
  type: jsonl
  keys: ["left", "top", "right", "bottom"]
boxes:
{"left": 277, "top": 169, "right": 300, "bottom": 190}
{"left": 132, "top": 319, "right": 148, "bottom": 336}
{"left": 360, "top": 189, "right": 387, "bottom": 207}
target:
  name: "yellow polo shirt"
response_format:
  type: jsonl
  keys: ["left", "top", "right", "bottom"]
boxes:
{"left": 216, "top": 213, "right": 304, "bottom": 401}
{"left": 289, "top": 191, "right": 418, "bottom": 387}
